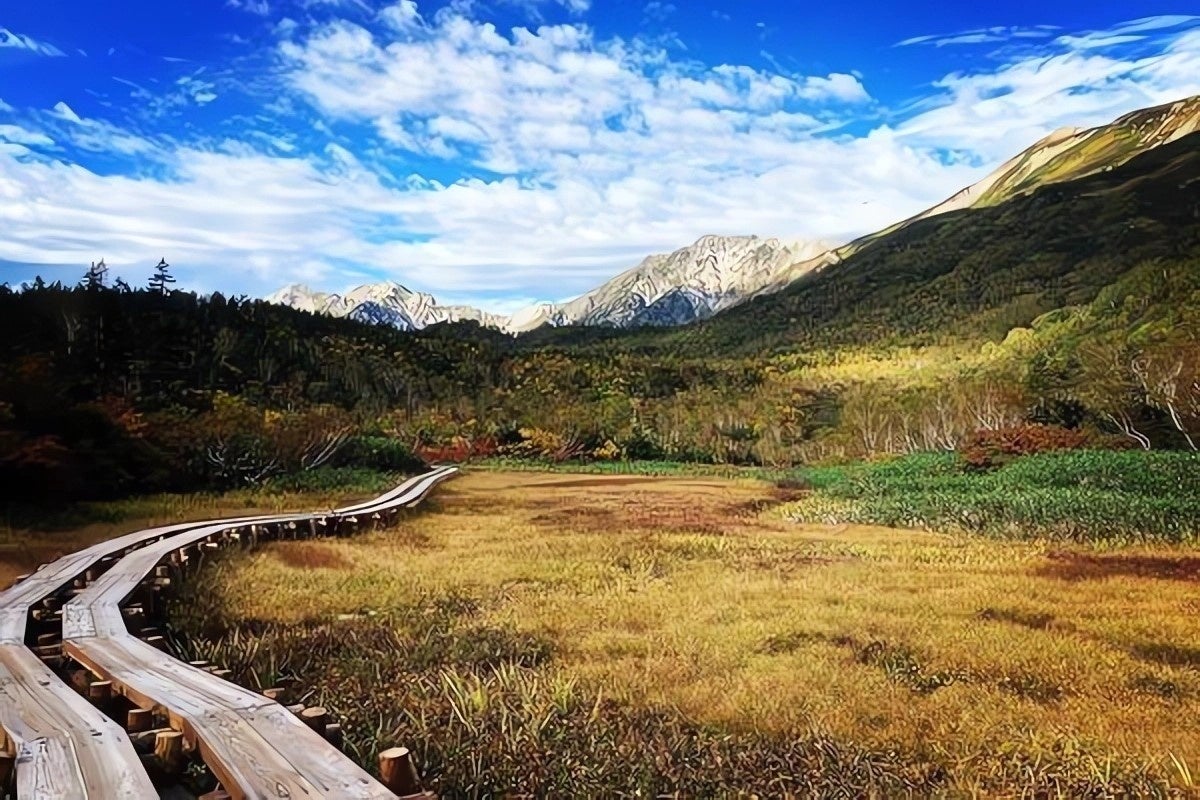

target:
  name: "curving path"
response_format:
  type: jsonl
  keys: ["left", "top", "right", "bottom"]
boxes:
{"left": 0, "top": 466, "right": 456, "bottom": 799}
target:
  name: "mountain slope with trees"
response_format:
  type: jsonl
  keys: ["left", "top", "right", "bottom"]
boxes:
{"left": 1, "top": 115, "right": 1197, "bottom": 502}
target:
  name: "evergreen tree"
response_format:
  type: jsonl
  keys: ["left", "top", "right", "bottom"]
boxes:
{"left": 82, "top": 259, "right": 108, "bottom": 290}
{"left": 148, "top": 258, "right": 176, "bottom": 294}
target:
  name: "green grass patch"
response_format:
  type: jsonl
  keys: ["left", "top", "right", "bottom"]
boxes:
{"left": 778, "top": 451, "right": 1200, "bottom": 543}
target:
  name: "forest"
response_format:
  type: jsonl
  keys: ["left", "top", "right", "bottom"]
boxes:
{"left": 0, "top": 133, "right": 1197, "bottom": 502}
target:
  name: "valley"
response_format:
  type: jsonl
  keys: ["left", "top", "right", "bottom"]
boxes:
{"left": 82, "top": 470, "right": 1200, "bottom": 796}
{"left": 0, "top": 77, "right": 1198, "bottom": 798}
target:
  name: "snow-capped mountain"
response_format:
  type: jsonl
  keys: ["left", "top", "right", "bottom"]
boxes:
{"left": 543, "top": 235, "right": 835, "bottom": 330}
{"left": 268, "top": 235, "right": 836, "bottom": 333}
{"left": 268, "top": 94, "right": 1200, "bottom": 336}
{"left": 266, "top": 281, "right": 507, "bottom": 332}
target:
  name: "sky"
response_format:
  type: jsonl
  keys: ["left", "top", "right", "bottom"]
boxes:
{"left": 0, "top": 2, "right": 1198, "bottom": 312}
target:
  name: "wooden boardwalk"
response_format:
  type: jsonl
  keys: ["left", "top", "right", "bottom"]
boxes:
{"left": 0, "top": 466, "right": 456, "bottom": 799}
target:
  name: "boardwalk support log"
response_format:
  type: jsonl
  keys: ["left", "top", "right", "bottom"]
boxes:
{"left": 379, "top": 747, "right": 427, "bottom": 796}
{"left": 127, "top": 707, "right": 153, "bottom": 733}
{"left": 301, "top": 706, "right": 329, "bottom": 733}
{"left": 154, "top": 730, "right": 185, "bottom": 773}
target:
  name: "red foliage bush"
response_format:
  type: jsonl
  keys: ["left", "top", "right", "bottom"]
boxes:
{"left": 959, "top": 424, "right": 1092, "bottom": 469}
{"left": 415, "top": 436, "right": 499, "bottom": 464}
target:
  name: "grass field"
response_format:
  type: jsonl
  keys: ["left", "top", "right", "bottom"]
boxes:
{"left": 0, "top": 468, "right": 394, "bottom": 588}
{"left": 164, "top": 469, "right": 1200, "bottom": 798}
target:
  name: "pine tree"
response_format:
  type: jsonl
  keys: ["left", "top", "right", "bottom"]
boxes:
{"left": 82, "top": 258, "right": 108, "bottom": 290}
{"left": 148, "top": 258, "right": 176, "bottom": 294}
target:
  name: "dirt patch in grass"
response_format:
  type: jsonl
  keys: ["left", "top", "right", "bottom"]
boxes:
{"left": 1128, "top": 641, "right": 1200, "bottom": 669}
{"left": 523, "top": 476, "right": 670, "bottom": 489}
{"left": 977, "top": 607, "right": 1056, "bottom": 630}
{"left": 1038, "top": 551, "right": 1200, "bottom": 582}
{"left": 529, "top": 497, "right": 745, "bottom": 536}
{"left": 268, "top": 541, "right": 354, "bottom": 571}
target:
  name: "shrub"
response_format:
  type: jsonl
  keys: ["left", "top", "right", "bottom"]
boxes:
{"left": 334, "top": 436, "right": 425, "bottom": 472}
{"left": 415, "top": 436, "right": 499, "bottom": 464}
{"left": 500, "top": 428, "right": 587, "bottom": 462}
{"left": 959, "top": 424, "right": 1091, "bottom": 469}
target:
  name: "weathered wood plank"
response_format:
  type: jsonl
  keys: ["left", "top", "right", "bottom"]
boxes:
{"left": 59, "top": 467, "right": 456, "bottom": 800}
{"left": 0, "top": 644, "right": 156, "bottom": 799}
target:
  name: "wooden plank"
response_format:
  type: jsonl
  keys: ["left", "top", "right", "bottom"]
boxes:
{"left": 0, "top": 644, "right": 156, "bottom": 799}
{"left": 0, "top": 467, "right": 453, "bottom": 797}
{"left": 60, "top": 468, "right": 456, "bottom": 800}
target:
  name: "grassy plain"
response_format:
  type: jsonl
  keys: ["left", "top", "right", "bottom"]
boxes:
{"left": 0, "top": 467, "right": 394, "bottom": 587}
{"left": 168, "top": 469, "right": 1200, "bottom": 797}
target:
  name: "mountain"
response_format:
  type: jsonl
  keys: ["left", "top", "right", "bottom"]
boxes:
{"left": 760, "top": 95, "right": 1200, "bottom": 293}
{"left": 270, "top": 96, "right": 1198, "bottom": 335}
{"left": 540, "top": 236, "right": 834, "bottom": 330}
{"left": 266, "top": 281, "right": 507, "bottom": 332}
{"left": 269, "top": 235, "right": 835, "bottom": 333}
{"left": 650, "top": 127, "right": 1200, "bottom": 358}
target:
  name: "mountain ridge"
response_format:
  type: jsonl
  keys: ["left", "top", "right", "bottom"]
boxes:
{"left": 268, "top": 94, "right": 1200, "bottom": 335}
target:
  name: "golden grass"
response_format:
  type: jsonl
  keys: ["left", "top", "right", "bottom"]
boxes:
{"left": 0, "top": 486, "right": 379, "bottom": 588}
{"left": 187, "top": 470, "right": 1200, "bottom": 793}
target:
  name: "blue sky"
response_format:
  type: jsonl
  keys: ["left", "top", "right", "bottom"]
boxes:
{"left": 0, "top": 1, "right": 1198, "bottom": 311}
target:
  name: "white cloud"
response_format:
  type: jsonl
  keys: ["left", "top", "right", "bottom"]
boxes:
{"left": 892, "top": 36, "right": 1200, "bottom": 164}
{"left": 379, "top": 0, "right": 423, "bottom": 32}
{"left": 897, "top": 25, "right": 1059, "bottom": 48}
{"left": 0, "top": 97, "right": 14, "bottom": 113}
{"left": 1110, "top": 15, "right": 1198, "bottom": 36}
{"left": 643, "top": 2, "right": 675, "bottom": 23}
{"left": 0, "top": 26, "right": 65, "bottom": 57}
{"left": 43, "top": 102, "right": 158, "bottom": 156}
{"left": 0, "top": 124, "right": 54, "bottom": 147}
{"left": 52, "top": 101, "right": 83, "bottom": 123}
{"left": 279, "top": 7, "right": 870, "bottom": 184}
{"left": 299, "top": 0, "right": 374, "bottom": 11}
{"left": 226, "top": 0, "right": 271, "bottom": 16}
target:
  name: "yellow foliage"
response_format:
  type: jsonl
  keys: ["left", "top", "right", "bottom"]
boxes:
{"left": 592, "top": 440, "right": 621, "bottom": 461}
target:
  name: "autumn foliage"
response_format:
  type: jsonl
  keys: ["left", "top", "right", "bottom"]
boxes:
{"left": 958, "top": 424, "right": 1093, "bottom": 469}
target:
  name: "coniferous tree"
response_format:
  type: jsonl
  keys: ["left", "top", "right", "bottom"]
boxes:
{"left": 148, "top": 258, "right": 176, "bottom": 294}
{"left": 82, "top": 258, "right": 108, "bottom": 290}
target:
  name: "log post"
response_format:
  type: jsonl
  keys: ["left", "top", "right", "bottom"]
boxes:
{"left": 31, "top": 644, "right": 61, "bottom": 659}
{"left": 154, "top": 730, "right": 185, "bottom": 773}
{"left": 87, "top": 680, "right": 113, "bottom": 708}
{"left": 300, "top": 706, "right": 328, "bottom": 733}
{"left": 324, "top": 723, "right": 343, "bottom": 750}
{"left": 126, "top": 707, "right": 153, "bottom": 733}
{"left": 262, "top": 687, "right": 287, "bottom": 704}
{"left": 378, "top": 747, "right": 424, "bottom": 796}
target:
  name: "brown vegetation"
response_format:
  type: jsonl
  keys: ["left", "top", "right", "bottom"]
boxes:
{"left": 165, "top": 470, "right": 1200, "bottom": 797}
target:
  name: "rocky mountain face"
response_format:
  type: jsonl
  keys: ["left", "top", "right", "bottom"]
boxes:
{"left": 266, "top": 281, "right": 507, "bottom": 332}
{"left": 543, "top": 235, "right": 834, "bottom": 330}
{"left": 269, "top": 236, "right": 834, "bottom": 333}
{"left": 269, "top": 95, "right": 1199, "bottom": 334}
